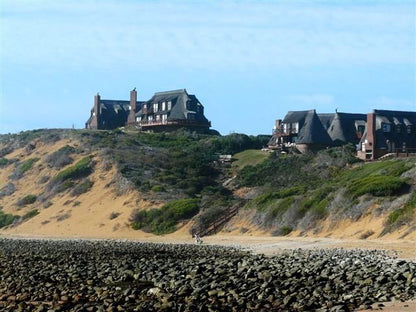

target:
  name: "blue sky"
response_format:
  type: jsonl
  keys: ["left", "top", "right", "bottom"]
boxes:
{"left": 1, "top": 0, "right": 415, "bottom": 135}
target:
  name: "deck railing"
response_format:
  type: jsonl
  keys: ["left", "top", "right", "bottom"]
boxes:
{"left": 139, "top": 119, "right": 211, "bottom": 127}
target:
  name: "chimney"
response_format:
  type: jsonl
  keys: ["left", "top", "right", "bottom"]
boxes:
{"left": 91, "top": 93, "right": 101, "bottom": 129}
{"left": 127, "top": 88, "right": 137, "bottom": 125}
{"left": 366, "top": 112, "right": 376, "bottom": 160}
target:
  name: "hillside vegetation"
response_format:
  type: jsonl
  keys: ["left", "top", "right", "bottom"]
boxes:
{"left": 0, "top": 129, "right": 414, "bottom": 239}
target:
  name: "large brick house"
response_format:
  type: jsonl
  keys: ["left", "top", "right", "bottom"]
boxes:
{"left": 357, "top": 110, "right": 416, "bottom": 160}
{"left": 85, "top": 89, "right": 211, "bottom": 133}
{"left": 270, "top": 109, "right": 416, "bottom": 159}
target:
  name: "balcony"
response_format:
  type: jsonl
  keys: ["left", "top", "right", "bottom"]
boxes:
{"left": 138, "top": 119, "right": 211, "bottom": 128}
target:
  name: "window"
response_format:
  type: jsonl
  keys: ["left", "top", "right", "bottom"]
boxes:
{"left": 162, "top": 114, "right": 167, "bottom": 121}
{"left": 156, "top": 115, "right": 160, "bottom": 121}
{"left": 396, "top": 125, "right": 401, "bottom": 133}
{"left": 283, "top": 123, "right": 289, "bottom": 133}
{"left": 187, "top": 113, "right": 195, "bottom": 120}
{"left": 143, "top": 104, "right": 147, "bottom": 110}
{"left": 382, "top": 123, "right": 391, "bottom": 133}
{"left": 167, "top": 101, "right": 172, "bottom": 110}
{"left": 292, "top": 123, "right": 299, "bottom": 132}
{"left": 148, "top": 115, "right": 153, "bottom": 121}
{"left": 408, "top": 125, "right": 412, "bottom": 134}
{"left": 162, "top": 101, "right": 166, "bottom": 111}
{"left": 153, "top": 103, "right": 158, "bottom": 112}
{"left": 136, "top": 117, "right": 140, "bottom": 122}
{"left": 357, "top": 125, "right": 365, "bottom": 134}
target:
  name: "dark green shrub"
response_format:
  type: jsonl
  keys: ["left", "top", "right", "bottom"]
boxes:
{"left": 55, "top": 180, "right": 74, "bottom": 193}
{"left": 347, "top": 176, "right": 408, "bottom": 198}
{"left": 46, "top": 145, "right": 75, "bottom": 168}
{"left": 109, "top": 212, "right": 120, "bottom": 220}
{"left": 385, "top": 191, "right": 416, "bottom": 231}
{"left": 0, "top": 211, "right": 20, "bottom": 228}
{"left": 191, "top": 206, "right": 228, "bottom": 234}
{"left": 272, "top": 225, "right": 293, "bottom": 236}
{"left": 17, "top": 194, "right": 37, "bottom": 206}
{"left": 10, "top": 158, "right": 40, "bottom": 180}
{"left": 131, "top": 198, "right": 200, "bottom": 234}
{"left": 22, "top": 209, "right": 39, "bottom": 220}
{"left": 267, "top": 197, "right": 295, "bottom": 219}
{"left": 151, "top": 185, "right": 165, "bottom": 192}
{"left": 299, "top": 186, "right": 333, "bottom": 214}
{"left": 53, "top": 156, "right": 93, "bottom": 183}
{"left": 0, "top": 158, "right": 9, "bottom": 167}
{"left": 71, "top": 179, "right": 93, "bottom": 196}
{"left": 252, "top": 187, "right": 304, "bottom": 211}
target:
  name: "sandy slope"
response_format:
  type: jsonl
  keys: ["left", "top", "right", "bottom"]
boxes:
{"left": 0, "top": 138, "right": 415, "bottom": 262}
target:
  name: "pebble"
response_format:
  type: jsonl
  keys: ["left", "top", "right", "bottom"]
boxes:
{"left": 0, "top": 238, "right": 415, "bottom": 311}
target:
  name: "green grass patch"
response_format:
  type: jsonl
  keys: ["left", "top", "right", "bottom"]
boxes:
{"left": 347, "top": 175, "right": 408, "bottom": 198}
{"left": 131, "top": 198, "right": 200, "bottom": 234}
{"left": 22, "top": 209, "right": 39, "bottom": 220}
{"left": 337, "top": 159, "right": 412, "bottom": 184}
{"left": 233, "top": 149, "right": 270, "bottom": 170}
{"left": 0, "top": 211, "right": 20, "bottom": 228}
{"left": 52, "top": 156, "right": 93, "bottom": 184}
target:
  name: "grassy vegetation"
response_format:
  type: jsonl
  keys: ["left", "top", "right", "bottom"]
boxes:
{"left": 22, "top": 209, "right": 39, "bottom": 220}
{"left": 10, "top": 157, "right": 40, "bottom": 179}
{"left": 251, "top": 186, "right": 305, "bottom": 211}
{"left": 131, "top": 198, "right": 200, "bottom": 234}
{"left": 17, "top": 194, "right": 37, "bottom": 207}
{"left": 299, "top": 186, "right": 333, "bottom": 215}
{"left": 336, "top": 159, "right": 411, "bottom": 184}
{"left": 52, "top": 156, "right": 93, "bottom": 184}
{"left": 46, "top": 145, "right": 75, "bottom": 168}
{"left": 232, "top": 149, "right": 270, "bottom": 170}
{"left": 347, "top": 176, "right": 408, "bottom": 198}
{"left": 0, "top": 157, "right": 9, "bottom": 167}
{"left": 19, "top": 158, "right": 40, "bottom": 174}
{"left": 0, "top": 211, "right": 20, "bottom": 228}
{"left": 272, "top": 225, "right": 293, "bottom": 236}
{"left": 267, "top": 196, "right": 295, "bottom": 220}
{"left": 71, "top": 178, "right": 93, "bottom": 196}
{"left": 385, "top": 191, "right": 416, "bottom": 231}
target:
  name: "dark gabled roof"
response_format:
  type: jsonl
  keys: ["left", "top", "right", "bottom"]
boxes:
{"left": 327, "top": 112, "right": 367, "bottom": 143}
{"left": 135, "top": 89, "right": 208, "bottom": 123}
{"left": 282, "top": 110, "right": 310, "bottom": 123}
{"left": 373, "top": 109, "right": 416, "bottom": 128}
{"left": 296, "top": 110, "right": 333, "bottom": 145}
{"left": 317, "top": 113, "right": 335, "bottom": 130}
{"left": 100, "top": 100, "right": 130, "bottom": 112}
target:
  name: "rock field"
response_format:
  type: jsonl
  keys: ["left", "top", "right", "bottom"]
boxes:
{"left": 0, "top": 238, "right": 415, "bottom": 311}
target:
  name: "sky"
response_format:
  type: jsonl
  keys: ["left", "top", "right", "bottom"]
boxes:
{"left": 1, "top": 0, "right": 415, "bottom": 135}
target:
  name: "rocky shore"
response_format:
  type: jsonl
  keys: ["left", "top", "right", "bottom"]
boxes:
{"left": 0, "top": 238, "right": 415, "bottom": 311}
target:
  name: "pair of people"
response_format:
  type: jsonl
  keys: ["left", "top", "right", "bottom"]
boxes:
{"left": 194, "top": 233, "right": 203, "bottom": 244}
